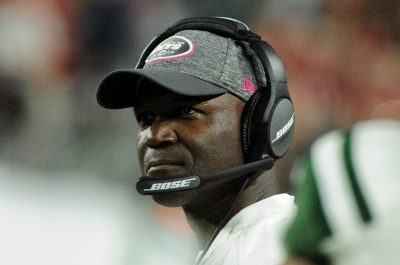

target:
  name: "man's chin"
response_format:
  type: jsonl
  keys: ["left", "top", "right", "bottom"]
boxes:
{"left": 151, "top": 190, "right": 194, "bottom": 207}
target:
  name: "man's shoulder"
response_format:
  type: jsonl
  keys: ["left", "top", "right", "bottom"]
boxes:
{"left": 231, "top": 193, "right": 295, "bottom": 231}
{"left": 204, "top": 194, "right": 295, "bottom": 265}
{"left": 236, "top": 193, "right": 295, "bottom": 245}
{"left": 201, "top": 194, "right": 295, "bottom": 265}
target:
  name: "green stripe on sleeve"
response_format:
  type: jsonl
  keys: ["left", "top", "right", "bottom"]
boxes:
{"left": 343, "top": 130, "right": 372, "bottom": 223}
{"left": 283, "top": 154, "right": 332, "bottom": 265}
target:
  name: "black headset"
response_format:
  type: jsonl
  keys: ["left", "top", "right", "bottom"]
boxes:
{"left": 136, "top": 16, "right": 295, "bottom": 164}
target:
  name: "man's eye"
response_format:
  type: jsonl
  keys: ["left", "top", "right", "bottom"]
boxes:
{"left": 180, "top": 107, "right": 194, "bottom": 116}
{"left": 137, "top": 112, "right": 155, "bottom": 126}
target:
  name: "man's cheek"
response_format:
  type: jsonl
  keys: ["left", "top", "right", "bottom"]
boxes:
{"left": 136, "top": 137, "right": 146, "bottom": 173}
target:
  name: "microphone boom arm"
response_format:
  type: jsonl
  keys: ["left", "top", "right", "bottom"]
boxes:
{"left": 136, "top": 158, "right": 274, "bottom": 195}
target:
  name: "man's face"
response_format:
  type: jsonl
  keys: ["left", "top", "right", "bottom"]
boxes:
{"left": 134, "top": 83, "right": 246, "bottom": 209}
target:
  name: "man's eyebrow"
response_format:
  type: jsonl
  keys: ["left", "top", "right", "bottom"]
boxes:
{"left": 194, "top": 100, "right": 211, "bottom": 108}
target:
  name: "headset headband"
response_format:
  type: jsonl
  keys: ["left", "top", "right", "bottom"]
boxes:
{"left": 137, "top": 17, "right": 286, "bottom": 82}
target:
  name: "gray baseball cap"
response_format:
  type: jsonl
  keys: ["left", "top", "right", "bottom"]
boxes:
{"left": 97, "top": 30, "right": 265, "bottom": 109}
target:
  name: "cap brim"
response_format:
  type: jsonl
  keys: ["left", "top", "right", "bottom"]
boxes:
{"left": 97, "top": 69, "right": 227, "bottom": 109}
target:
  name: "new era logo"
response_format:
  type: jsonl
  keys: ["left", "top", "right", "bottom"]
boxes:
{"left": 243, "top": 76, "right": 256, "bottom": 93}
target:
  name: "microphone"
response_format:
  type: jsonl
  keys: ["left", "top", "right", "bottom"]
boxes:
{"left": 136, "top": 157, "right": 274, "bottom": 195}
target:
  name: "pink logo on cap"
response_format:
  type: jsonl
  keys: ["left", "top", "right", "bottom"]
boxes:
{"left": 243, "top": 76, "right": 257, "bottom": 93}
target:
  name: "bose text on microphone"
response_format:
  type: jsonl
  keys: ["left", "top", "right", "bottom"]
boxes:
{"left": 136, "top": 157, "right": 274, "bottom": 195}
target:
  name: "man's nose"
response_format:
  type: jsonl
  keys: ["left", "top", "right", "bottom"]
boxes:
{"left": 145, "top": 119, "right": 178, "bottom": 148}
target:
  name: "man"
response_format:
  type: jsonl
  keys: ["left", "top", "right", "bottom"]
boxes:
{"left": 97, "top": 17, "right": 295, "bottom": 265}
{"left": 282, "top": 119, "right": 400, "bottom": 265}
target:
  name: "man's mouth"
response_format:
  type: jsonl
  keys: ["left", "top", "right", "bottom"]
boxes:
{"left": 146, "top": 159, "right": 185, "bottom": 175}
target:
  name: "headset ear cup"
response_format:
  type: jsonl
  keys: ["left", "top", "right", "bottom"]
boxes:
{"left": 267, "top": 98, "right": 295, "bottom": 158}
{"left": 241, "top": 90, "right": 262, "bottom": 161}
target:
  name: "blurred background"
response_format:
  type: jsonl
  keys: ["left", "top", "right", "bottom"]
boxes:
{"left": 0, "top": 0, "right": 399, "bottom": 264}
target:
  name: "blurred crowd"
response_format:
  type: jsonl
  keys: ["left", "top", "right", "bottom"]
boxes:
{"left": 0, "top": 0, "right": 399, "bottom": 264}
{"left": 255, "top": 0, "right": 400, "bottom": 188}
